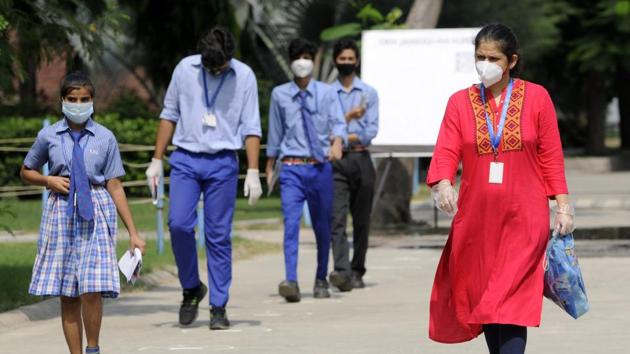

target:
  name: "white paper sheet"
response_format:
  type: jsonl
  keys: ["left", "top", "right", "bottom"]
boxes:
{"left": 118, "top": 248, "right": 143, "bottom": 284}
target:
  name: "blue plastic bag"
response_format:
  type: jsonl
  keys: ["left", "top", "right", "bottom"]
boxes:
{"left": 543, "top": 232, "right": 590, "bottom": 319}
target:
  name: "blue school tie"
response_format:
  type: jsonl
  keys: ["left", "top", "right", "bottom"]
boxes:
{"left": 66, "top": 131, "right": 94, "bottom": 221}
{"left": 297, "top": 91, "right": 325, "bottom": 162}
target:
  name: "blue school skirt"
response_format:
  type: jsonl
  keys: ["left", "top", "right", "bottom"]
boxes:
{"left": 29, "top": 186, "right": 120, "bottom": 298}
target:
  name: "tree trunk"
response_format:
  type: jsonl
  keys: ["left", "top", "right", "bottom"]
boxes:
{"left": 18, "top": 55, "right": 38, "bottom": 115}
{"left": 616, "top": 65, "right": 630, "bottom": 151}
{"left": 585, "top": 71, "right": 608, "bottom": 155}
{"left": 405, "top": 0, "right": 443, "bottom": 28}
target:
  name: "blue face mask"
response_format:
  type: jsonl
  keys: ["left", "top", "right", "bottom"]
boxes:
{"left": 62, "top": 101, "right": 93, "bottom": 124}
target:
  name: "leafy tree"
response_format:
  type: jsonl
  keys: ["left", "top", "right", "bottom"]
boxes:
{"left": 320, "top": 3, "right": 406, "bottom": 42}
{"left": 439, "top": 0, "right": 630, "bottom": 153}
{"left": 0, "top": 0, "right": 127, "bottom": 114}
{"left": 117, "top": 0, "right": 238, "bottom": 100}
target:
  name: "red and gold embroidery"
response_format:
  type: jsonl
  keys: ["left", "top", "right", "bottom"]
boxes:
{"left": 468, "top": 80, "right": 525, "bottom": 156}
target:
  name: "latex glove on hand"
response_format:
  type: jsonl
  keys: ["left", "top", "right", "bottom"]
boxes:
{"left": 553, "top": 203, "right": 575, "bottom": 236}
{"left": 431, "top": 179, "right": 458, "bottom": 217}
{"left": 145, "top": 158, "right": 163, "bottom": 201}
{"left": 244, "top": 169, "right": 262, "bottom": 206}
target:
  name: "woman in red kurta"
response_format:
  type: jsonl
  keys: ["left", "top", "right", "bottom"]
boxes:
{"left": 426, "top": 24, "right": 575, "bottom": 353}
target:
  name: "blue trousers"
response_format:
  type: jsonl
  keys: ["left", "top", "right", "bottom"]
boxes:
{"left": 168, "top": 149, "right": 237, "bottom": 307}
{"left": 279, "top": 162, "right": 333, "bottom": 282}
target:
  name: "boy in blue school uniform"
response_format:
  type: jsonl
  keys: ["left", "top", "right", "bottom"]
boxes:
{"left": 21, "top": 72, "right": 145, "bottom": 354}
{"left": 328, "top": 38, "right": 379, "bottom": 292}
{"left": 145, "top": 27, "right": 262, "bottom": 329}
{"left": 265, "top": 38, "right": 347, "bottom": 302}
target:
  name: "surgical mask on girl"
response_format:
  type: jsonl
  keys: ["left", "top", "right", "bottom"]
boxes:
{"left": 62, "top": 101, "right": 94, "bottom": 124}
{"left": 290, "top": 58, "right": 314, "bottom": 78}
{"left": 475, "top": 61, "right": 504, "bottom": 88}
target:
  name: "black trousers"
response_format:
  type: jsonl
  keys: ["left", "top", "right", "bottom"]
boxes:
{"left": 331, "top": 151, "right": 375, "bottom": 277}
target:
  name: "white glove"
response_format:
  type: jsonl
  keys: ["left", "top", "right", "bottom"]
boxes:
{"left": 431, "top": 179, "right": 458, "bottom": 217}
{"left": 244, "top": 169, "right": 262, "bottom": 206}
{"left": 145, "top": 158, "right": 163, "bottom": 200}
{"left": 552, "top": 203, "right": 575, "bottom": 237}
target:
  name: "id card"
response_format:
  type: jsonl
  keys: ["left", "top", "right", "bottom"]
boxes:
{"left": 489, "top": 162, "right": 504, "bottom": 184}
{"left": 203, "top": 112, "right": 217, "bottom": 127}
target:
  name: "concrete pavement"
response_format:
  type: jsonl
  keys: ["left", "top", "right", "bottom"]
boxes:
{"left": 0, "top": 234, "right": 629, "bottom": 353}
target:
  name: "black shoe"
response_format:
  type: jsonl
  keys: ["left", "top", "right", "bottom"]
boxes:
{"left": 209, "top": 307, "right": 230, "bottom": 330}
{"left": 352, "top": 272, "right": 365, "bottom": 289}
{"left": 179, "top": 282, "right": 207, "bottom": 325}
{"left": 329, "top": 271, "right": 353, "bottom": 292}
{"left": 278, "top": 280, "right": 301, "bottom": 303}
{"left": 313, "top": 278, "right": 331, "bottom": 299}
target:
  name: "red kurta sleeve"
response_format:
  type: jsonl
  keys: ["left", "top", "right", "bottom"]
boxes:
{"left": 535, "top": 87, "right": 568, "bottom": 198}
{"left": 427, "top": 95, "right": 463, "bottom": 187}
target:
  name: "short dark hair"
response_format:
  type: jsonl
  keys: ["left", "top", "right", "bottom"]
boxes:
{"left": 198, "top": 26, "right": 235, "bottom": 69}
{"left": 474, "top": 23, "right": 523, "bottom": 77}
{"left": 288, "top": 38, "right": 317, "bottom": 62}
{"left": 333, "top": 38, "right": 359, "bottom": 61}
{"left": 60, "top": 71, "right": 95, "bottom": 98}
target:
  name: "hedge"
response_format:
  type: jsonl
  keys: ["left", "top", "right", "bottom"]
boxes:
{"left": 1, "top": 115, "right": 158, "bottom": 197}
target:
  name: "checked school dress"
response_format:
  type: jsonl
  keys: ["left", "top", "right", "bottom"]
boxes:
{"left": 426, "top": 79, "right": 568, "bottom": 343}
{"left": 24, "top": 118, "right": 125, "bottom": 298}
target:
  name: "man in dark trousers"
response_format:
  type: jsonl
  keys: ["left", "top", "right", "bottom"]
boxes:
{"left": 328, "top": 38, "right": 379, "bottom": 291}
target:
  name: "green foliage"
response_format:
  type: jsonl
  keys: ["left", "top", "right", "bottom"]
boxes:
{"left": 117, "top": 0, "right": 239, "bottom": 94}
{"left": 357, "top": 4, "right": 385, "bottom": 23}
{"left": 0, "top": 204, "right": 15, "bottom": 236}
{"left": 106, "top": 91, "right": 156, "bottom": 119}
{"left": 0, "top": 0, "right": 127, "bottom": 95}
{"left": 0, "top": 242, "right": 38, "bottom": 312}
{"left": 321, "top": 23, "right": 363, "bottom": 41}
{"left": 320, "top": 3, "right": 406, "bottom": 42}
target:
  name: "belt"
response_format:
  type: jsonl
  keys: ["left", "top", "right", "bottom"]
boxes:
{"left": 345, "top": 145, "right": 369, "bottom": 152}
{"left": 281, "top": 157, "right": 320, "bottom": 165}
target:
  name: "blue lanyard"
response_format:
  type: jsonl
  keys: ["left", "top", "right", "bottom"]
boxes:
{"left": 480, "top": 79, "right": 513, "bottom": 156}
{"left": 202, "top": 68, "right": 228, "bottom": 111}
{"left": 60, "top": 130, "right": 90, "bottom": 170}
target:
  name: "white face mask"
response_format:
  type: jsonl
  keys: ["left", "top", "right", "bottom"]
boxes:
{"left": 62, "top": 101, "right": 94, "bottom": 124}
{"left": 290, "top": 58, "right": 314, "bottom": 78}
{"left": 475, "top": 61, "right": 505, "bottom": 88}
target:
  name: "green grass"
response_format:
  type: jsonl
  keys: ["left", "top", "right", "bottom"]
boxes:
{"left": 0, "top": 197, "right": 282, "bottom": 233}
{"left": 0, "top": 236, "right": 280, "bottom": 313}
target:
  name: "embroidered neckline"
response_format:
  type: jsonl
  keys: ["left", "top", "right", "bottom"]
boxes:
{"left": 468, "top": 80, "right": 525, "bottom": 156}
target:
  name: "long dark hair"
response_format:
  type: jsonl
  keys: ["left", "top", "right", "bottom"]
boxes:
{"left": 474, "top": 23, "right": 522, "bottom": 77}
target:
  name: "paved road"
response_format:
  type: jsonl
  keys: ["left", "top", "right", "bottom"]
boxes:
{"left": 0, "top": 237, "right": 629, "bottom": 353}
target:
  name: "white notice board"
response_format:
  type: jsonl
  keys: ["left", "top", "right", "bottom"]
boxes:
{"left": 361, "top": 28, "right": 480, "bottom": 150}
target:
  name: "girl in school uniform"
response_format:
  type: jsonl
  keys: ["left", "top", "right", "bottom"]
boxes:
{"left": 20, "top": 72, "right": 145, "bottom": 354}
